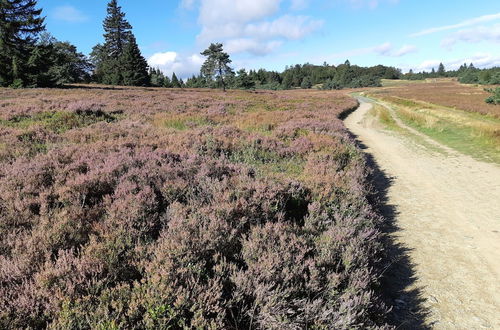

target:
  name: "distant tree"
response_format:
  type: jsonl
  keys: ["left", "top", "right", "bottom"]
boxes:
{"left": 163, "top": 75, "right": 172, "bottom": 88}
{"left": 301, "top": 76, "right": 312, "bottom": 89}
{"left": 171, "top": 72, "right": 181, "bottom": 88}
{"left": 200, "top": 43, "right": 233, "bottom": 91}
{"left": 459, "top": 70, "right": 479, "bottom": 84}
{"left": 0, "top": 0, "right": 46, "bottom": 87}
{"left": 236, "top": 69, "right": 254, "bottom": 89}
{"left": 485, "top": 87, "right": 500, "bottom": 105}
{"left": 149, "top": 67, "right": 164, "bottom": 87}
{"left": 120, "top": 35, "right": 149, "bottom": 86}
{"left": 437, "top": 62, "right": 446, "bottom": 76}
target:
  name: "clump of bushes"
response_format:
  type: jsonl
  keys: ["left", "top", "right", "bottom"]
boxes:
{"left": 485, "top": 87, "right": 500, "bottom": 105}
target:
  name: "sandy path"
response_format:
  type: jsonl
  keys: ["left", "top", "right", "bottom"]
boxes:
{"left": 344, "top": 99, "right": 500, "bottom": 329}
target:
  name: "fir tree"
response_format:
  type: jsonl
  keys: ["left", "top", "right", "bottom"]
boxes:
{"left": 171, "top": 72, "right": 180, "bottom": 88}
{"left": 236, "top": 69, "right": 254, "bottom": 89}
{"left": 94, "top": 0, "right": 133, "bottom": 84}
{"left": 0, "top": 0, "right": 46, "bottom": 87}
{"left": 163, "top": 75, "right": 172, "bottom": 88}
{"left": 438, "top": 62, "right": 446, "bottom": 76}
{"left": 103, "top": 0, "right": 132, "bottom": 58}
{"left": 120, "top": 35, "right": 149, "bottom": 86}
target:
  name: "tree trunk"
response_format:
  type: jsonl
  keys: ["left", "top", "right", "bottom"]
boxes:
{"left": 218, "top": 63, "right": 225, "bottom": 92}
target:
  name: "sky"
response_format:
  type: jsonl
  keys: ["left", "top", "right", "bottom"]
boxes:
{"left": 38, "top": 0, "right": 500, "bottom": 79}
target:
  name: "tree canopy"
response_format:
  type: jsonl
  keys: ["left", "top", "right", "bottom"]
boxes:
{"left": 201, "top": 43, "right": 233, "bottom": 91}
{"left": 0, "top": 0, "right": 45, "bottom": 87}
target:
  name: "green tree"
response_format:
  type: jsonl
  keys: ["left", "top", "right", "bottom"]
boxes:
{"left": 0, "top": 0, "right": 46, "bottom": 87}
{"left": 163, "top": 75, "right": 172, "bottom": 88}
{"left": 149, "top": 67, "right": 166, "bottom": 87}
{"left": 171, "top": 72, "right": 181, "bottom": 88}
{"left": 437, "top": 62, "right": 446, "bottom": 76}
{"left": 94, "top": 0, "right": 132, "bottom": 84}
{"left": 103, "top": 0, "right": 132, "bottom": 58}
{"left": 300, "top": 76, "right": 312, "bottom": 89}
{"left": 120, "top": 35, "right": 149, "bottom": 86}
{"left": 200, "top": 43, "right": 233, "bottom": 91}
{"left": 36, "top": 33, "right": 91, "bottom": 85}
{"left": 236, "top": 69, "right": 254, "bottom": 89}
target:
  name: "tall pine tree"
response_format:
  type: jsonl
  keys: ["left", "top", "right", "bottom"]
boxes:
{"left": 121, "top": 35, "right": 149, "bottom": 86}
{"left": 0, "top": 0, "right": 45, "bottom": 87}
{"left": 103, "top": 0, "right": 132, "bottom": 58}
{"left": 171, "top": 72, "right": 180, "bottom": 88}
{"left": 92, "top": 0, "right": 148, "bottom": 86}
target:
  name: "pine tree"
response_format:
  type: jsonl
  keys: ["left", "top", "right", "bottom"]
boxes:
{"left": 94, "top": 0, "right": 132, "bottom": 84}
{"left": 171, "top": 72, "right": 180, "bottom": 88}
{"left": 163, "top": 75, "right": 172, "bottom": 88}
{"left": 0, "top": 0, "right": 46, "bottom": 87}
{"left": 103, "top": 0, "right": 132, "bottom": 58}
{"left": 437, "top": 62, "right": 446, "bottom": 76}
{"left": 121, "top": 35, "right": 149, "bottom": 86}
{"left": 236, "top": 69, "right": 254, "bottom": 89}
{"left": 301, "top": 76, "right": 312, "bottom": 89}
{"left": 92, "top": 0, "right": 149, "bottom": 86}
{"left": 200, "top": 43, "right": 233, "bottom": 91}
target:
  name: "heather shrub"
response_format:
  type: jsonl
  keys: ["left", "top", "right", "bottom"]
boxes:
{"left": 0, "top": 87, "right": 389, "bottom": 328}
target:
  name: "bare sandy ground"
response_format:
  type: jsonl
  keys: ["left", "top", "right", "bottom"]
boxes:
{"left": 344, "top": 100, "right": 500, "bottom": 329}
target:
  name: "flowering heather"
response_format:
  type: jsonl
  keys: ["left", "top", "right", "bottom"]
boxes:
{"left": 0, "top": 86, "right": 389, "bottom": 328}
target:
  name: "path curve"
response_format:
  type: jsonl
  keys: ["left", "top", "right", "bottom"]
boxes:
{"left": 345, "top": 99, "right": 500, "bottom": 329}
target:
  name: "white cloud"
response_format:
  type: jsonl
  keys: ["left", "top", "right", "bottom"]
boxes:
{"left": 148, "top": 52, "right": 178, "bottom": 66}
{"left": 52, "top": 5, "right": 88, "bottom": 23}
{"left": 441, "top": 24, "right": 500, "bottom": 49}
{"left": 181, "top": 0, "right": 196, "bottom": 9}
{"left": 291, "top": 0, "right": 309, "bottom": 10}
{"left": 225, "top": 39, "right": 283, "bottom": 55}
{"left": 148, "top": 52, "right": 205, "bottom": 79}
{"left": 411, "top": 12, "right": 500, "bottom": 37}
{"left": 345, "top": 0, "right": 399, "bottom": 9}
{"left": 373, "top": 42, "right": 392, "bottom": 56}
{"left": 413, "top": 53, "right": 500, "bottom": 72}
{"left": 244, "top": 15, "right": 323, "bottom": 40}
{"left": 186, "top": 0, "right": 323, "bottom": 56}
{"left": 325, "top": 42, "right": 417, "bottom": 60}
{"left": 392, "top": 44, "right": 418, "bottom": 57}
{"left": 199, "top": 0, "right": 281, "bottom": 25}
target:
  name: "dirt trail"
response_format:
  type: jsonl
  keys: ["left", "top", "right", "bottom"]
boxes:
{"left": 344, "top": 99, "right": 500, "bottom": 329}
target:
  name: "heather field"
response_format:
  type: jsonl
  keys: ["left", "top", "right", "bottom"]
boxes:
{"left": 0, "top": 86, "right": 388, "bottom": 328}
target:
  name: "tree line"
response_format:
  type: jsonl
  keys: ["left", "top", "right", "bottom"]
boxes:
{"left": 403, "top": 63, "right": 500, "bottom": 85}
{"left": 2, "top": 0, "right": 497, "bottom": 91}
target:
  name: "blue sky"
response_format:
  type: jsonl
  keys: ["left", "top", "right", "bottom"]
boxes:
{"left": 39, "top": 0, "right": 500, "bottom": 78}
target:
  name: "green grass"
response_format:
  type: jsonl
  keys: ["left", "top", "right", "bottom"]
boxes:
{"left": 367, "top": 96, "right": 500, "bottom": 164}
{"left": 162, "top": 116, "right": 214, "bottom": 130}
{"left": 230, "top": 144, "right": 305, "bottom": 177}
{"left": 0, "top": 110, "right": 118, "bottom": 134}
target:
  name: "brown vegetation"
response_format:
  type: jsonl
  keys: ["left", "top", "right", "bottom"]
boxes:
{"left": 371, "top": 79, "right": 500, "bottom": 118}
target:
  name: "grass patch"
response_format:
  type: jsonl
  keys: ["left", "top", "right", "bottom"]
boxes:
{"left": 230, "top": 144, "right": 305, "bottom": 177}
{"left": 370, "top": 95, "right": 500, "bottom": 163}
{"left": 0, "top": 110, "right": 118, "bottom": 134}
{"left": 157, "top": 114, "right": 215, "bottom": 130}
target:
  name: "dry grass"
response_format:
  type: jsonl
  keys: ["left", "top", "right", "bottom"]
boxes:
{"left": 371, "top": 79, "right": 500, "bottom": 118}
